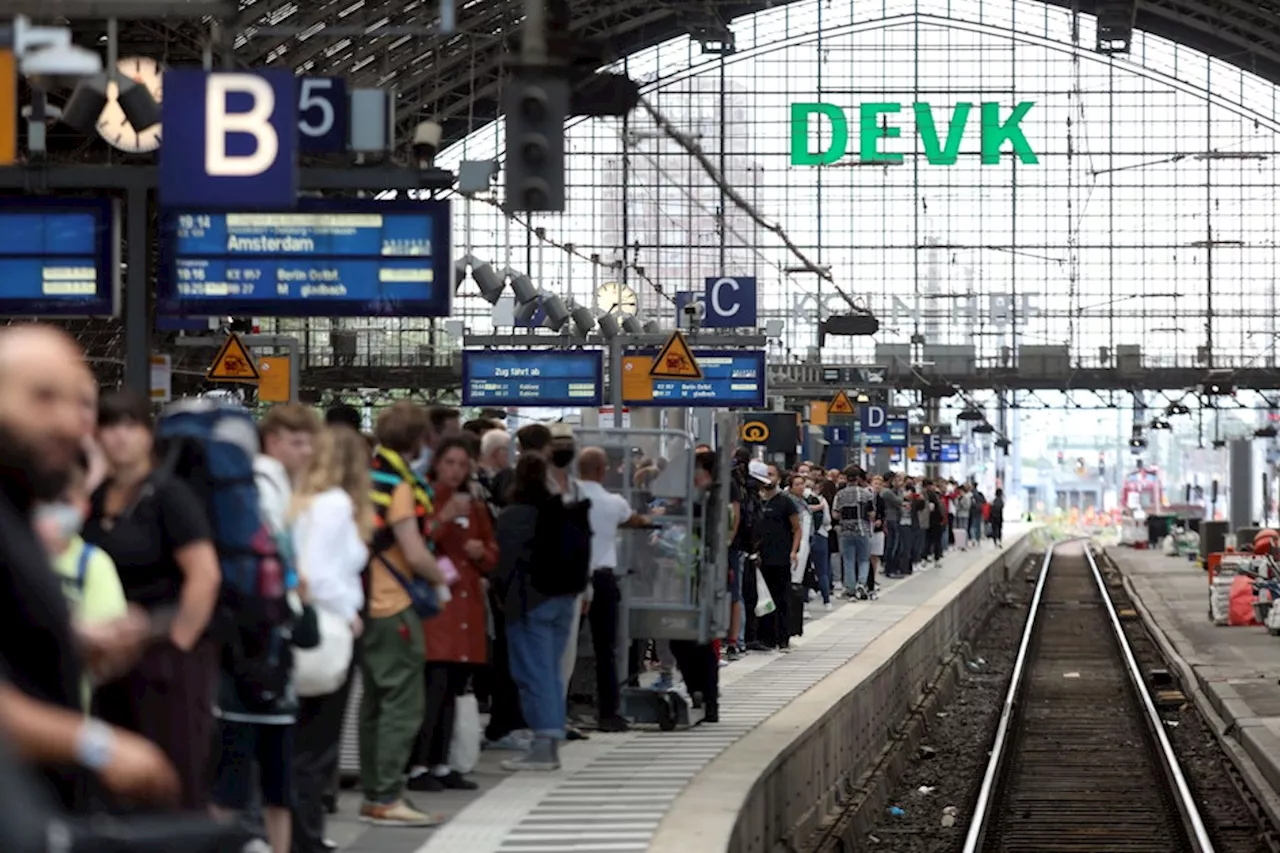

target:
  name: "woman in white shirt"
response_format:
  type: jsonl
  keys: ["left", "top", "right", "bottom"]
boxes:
{"left": 288, "top": 425, "right": 373, "bottom": 853}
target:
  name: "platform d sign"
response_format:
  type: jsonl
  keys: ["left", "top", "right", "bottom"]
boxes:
{"left": 649, "top": 330, "right": 703, "bottom": 380}
{"left": 829, "top": 389, "right": 855, "bottom": 415}
{"left": 207, "top": 333, "right": 260, "bottom": 383}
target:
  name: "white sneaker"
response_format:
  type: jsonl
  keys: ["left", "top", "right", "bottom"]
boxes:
{"left": 824, "top": 602, "right": 833, "bottom": 611}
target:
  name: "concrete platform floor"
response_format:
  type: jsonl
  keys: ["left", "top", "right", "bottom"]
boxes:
{"left": 1107, "top": 546, "right": 1280, "bottom": 812}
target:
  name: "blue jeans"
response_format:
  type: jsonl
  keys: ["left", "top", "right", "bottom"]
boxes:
{"left": 810, "top": 534, "right": 831, "bottom": 603}
{"left": 507, "top": 595, "right": 577, "bottom": 739}
{"left": 729, "top": 549, "right": 746, "bottom": 647}
{"left": 840, "top": 533, "right": 871, "bottom": 588}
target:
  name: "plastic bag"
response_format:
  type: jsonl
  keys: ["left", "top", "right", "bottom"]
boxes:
{"left": 754, "top": 567, "right": 776, "bottom": 618}
{"left": 1228, "top": 574, "right": 1260, "bottom": 627}
{"left": 449, "top": 693, "right": 481, "bottom": 774}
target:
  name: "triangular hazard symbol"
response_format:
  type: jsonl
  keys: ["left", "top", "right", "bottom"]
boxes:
{"left": 207, "top": 333, "right": 260, "bottom": 382}
{"left": 649, "top": 330, "right": 703, "bottom": 380}
{"left": 829, "top": 390, "right": 855, "bottom": 414}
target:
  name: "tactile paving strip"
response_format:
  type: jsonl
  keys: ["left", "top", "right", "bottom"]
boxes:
{"left": 416, "top": 545, "right": 1005, "bottom": 853}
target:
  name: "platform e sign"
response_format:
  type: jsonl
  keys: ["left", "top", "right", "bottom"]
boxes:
{"left": 159, "top": 69, "right": 299, "bottom": 209}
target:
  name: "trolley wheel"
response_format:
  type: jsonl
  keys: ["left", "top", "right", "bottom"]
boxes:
{"left": 658, "top": 694, "right": 677, "bottom": 731}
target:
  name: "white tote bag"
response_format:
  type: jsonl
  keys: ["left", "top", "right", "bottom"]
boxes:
{"left": 293, "top": 607, "right": 354, "bottom": 698}
{"left": 449, "top": 694, "right": 482, "bottom": 774}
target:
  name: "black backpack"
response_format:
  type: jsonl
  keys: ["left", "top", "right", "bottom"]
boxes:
{"left": 529, "top": 487, "right": 592, "bottom": 597}
{"left": 737, "top": 477, "right": 765, "bottom": 551}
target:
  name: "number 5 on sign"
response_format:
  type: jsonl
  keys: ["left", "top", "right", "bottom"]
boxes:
{"left": 298, "top": 78, "right": 347, "bottom": 154}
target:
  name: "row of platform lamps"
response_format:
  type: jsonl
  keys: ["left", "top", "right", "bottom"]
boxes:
{"left": 454, "top": 252, "right": 665, "bottom": 338}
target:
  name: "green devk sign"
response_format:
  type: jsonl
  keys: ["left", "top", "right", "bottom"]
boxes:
{"left": 790, "top": 102, "right": 1039, "bottom": 166}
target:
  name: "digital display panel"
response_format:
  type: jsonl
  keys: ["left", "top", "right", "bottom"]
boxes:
{"left": 158, "top": 199, "right": 451, "bottom": 317}
{"left": 0, "top": 197, "right": 116, "bottom": 316}
{"left": 462, "top": 350, "right": 603, "bottom": 407}
{"left": 940, "top": 441, "right": 961, "bottom": 463}
{"left": 862, "top": 415, "right": 909, "bottom": 447}
{"left": 622, "top": 349, "right": 766, "bottom": 408}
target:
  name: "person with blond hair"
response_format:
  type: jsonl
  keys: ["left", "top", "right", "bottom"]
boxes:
{"left": 288, "top": 425, "right": 375, "bottom": 852}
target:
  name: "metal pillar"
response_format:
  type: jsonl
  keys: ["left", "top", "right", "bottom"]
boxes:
{"left": 123, "top": 184, "right": 149, "bottom": 393}
{"left": 1228, "top": 439, "right": 1254, "bottom": 529}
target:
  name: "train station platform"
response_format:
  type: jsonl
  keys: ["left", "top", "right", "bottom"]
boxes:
{"left": 332, "top": 525, "right": 1039, "bottom": 853}
{"left": 1107, "top": 546, "right": 1280, "bottom": 823}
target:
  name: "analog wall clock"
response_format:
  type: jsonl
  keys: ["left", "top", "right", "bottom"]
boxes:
{"left": 97, "top": 56, "right": 164, "bottom": 154}
{"left": 595, "top": 281, "right": 638, "bottom": 315}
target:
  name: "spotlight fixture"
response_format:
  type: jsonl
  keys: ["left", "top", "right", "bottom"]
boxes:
{"left": 1212, "top": 438, "right": 1227, "bottom": 449}
{"left": 1130, "top": 436, "right": 1147, "bottom": 449}
{"left": 642, "top": 318, "right": 661, "bottom": 333}
{"left": 597, "top": 313, "right": 621, "bottom": 340}
{"left": 514, "top": 294, "right": 542, "bottom": 326}
{"left": 1203, "top": 381, "right": 1235, "bottom": 396}
{"left": 505, "top": 269, "right": 538, "bottom": 305}
{"left": 972, "top": 422, "right": 995, "bottom": 434}
{"left": 957, "top": 408, "right": 985, "bottom": 422}
{"left": 539, "top": 293, "right": 571, "bottom": 332}
{"left": 470, "top": 258, "right": 506, "bottom": 304}
{"left": 1166, "top": 402, "right": 1191, "bottom": 416}
{"left": 570, "top": 303, "right": 596, "bottom": 337}
{"left": 59, "top": 75, "right": 108, "bottom": 135}
{"left": 1150, "top": 419, "right": 1172, "bottom": 430}
{"left": 855, "top": 392, "right": 870, "bottom": 403}
{"left": 621, "top": 315, "right": 643, "bottom": 335}
{"left": 1256, "top": 425, "right": 1278, "bottom": 439}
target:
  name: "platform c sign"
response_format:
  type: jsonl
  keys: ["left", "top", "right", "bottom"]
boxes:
{"left": 740, "top": 421, "right": 769, "bottom": 443}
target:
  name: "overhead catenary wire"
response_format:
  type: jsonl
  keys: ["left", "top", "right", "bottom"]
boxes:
{"left": 636, "top": 95, "right": 876, "bottom": 314}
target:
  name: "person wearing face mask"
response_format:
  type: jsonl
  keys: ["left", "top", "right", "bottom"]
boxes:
{"left": 38, "top": 454, "right": 129, "bottom": 708}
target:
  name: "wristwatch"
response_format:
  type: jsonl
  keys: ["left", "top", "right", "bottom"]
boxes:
{"left": 74, "top": 719, "right": 115, "bottom": 772}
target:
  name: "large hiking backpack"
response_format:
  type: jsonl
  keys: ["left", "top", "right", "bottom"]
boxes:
{"left": 528, "top": 486, "right": 592, "bottom": 597}
{"left": 154, "top": 399, "right": 296, "bottom": 712}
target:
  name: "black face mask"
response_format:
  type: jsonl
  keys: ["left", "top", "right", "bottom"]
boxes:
{"left": 551, "top": 448, "right": 576, "bottom": 468}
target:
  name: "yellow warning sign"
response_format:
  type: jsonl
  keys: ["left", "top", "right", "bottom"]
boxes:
{"left": 649, "top": 330, "right": 702, "bottom": 380}
{"left": 207, "top": 333, "right": 260, "bottom": 382}
{"left": 829, "top": 390, "right": 855, "bottom": 415}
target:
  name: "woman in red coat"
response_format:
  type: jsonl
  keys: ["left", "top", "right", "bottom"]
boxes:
{"left": 407, "top": 435, "right": 498, "bottom": 792}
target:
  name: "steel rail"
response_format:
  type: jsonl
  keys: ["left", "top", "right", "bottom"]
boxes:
{"left": 960, "top": 540, "right": 1215, "bottom": 853}
{"left": 1082, "top": 544, "right": 1216, "bottom": 853}
{"left": 959, "top": 542, "right": 1056, "bottom": 853}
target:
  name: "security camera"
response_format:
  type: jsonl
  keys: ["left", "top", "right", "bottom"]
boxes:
{"left": 20, "top": 46, "right": 102, "bottom": 90}
{"left": 412, "top": 121, "right": 443, "bottom": 168}
{"left": 683, "top": 302, "right": 698, "bottom": 317}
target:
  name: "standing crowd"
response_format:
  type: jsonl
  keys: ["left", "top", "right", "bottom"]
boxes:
{"left": 0, "top": 322, "right": 1010, "bottom": 853}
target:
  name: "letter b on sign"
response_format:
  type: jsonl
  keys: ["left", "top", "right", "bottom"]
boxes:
{"left": 160, "top": 69, "right": 299, "bottom": 209}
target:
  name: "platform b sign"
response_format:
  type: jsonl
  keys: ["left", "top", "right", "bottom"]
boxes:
{"left": 160, "top": 70, "right": 299, "bottom": 209}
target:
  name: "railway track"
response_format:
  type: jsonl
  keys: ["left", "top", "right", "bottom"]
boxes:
{"left": 964, "top": 540, "right": 1214, "bottom": 853}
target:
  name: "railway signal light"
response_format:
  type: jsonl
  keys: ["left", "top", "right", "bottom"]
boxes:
{"left": 503, "top": 72, "right": 569, "bottom": 213}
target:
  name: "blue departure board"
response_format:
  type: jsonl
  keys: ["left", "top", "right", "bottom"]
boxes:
{"left": 862, "top": 415, "right": 909, "bottom": 447}
{"left": 157, "top": 199, "right": 452, "bottom": 317}
{"left": 628, "top": 349, "right": 766, "bottom": 408}
{"left": 0, "top": 198, "right": 117, "bottom": 317}
{"left": 462, "top": 350, "right": 603, "bottom": 407}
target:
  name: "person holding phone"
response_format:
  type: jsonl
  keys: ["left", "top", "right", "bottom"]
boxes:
{"left": 406, "top": 436, "right": 497, "bottom": 793}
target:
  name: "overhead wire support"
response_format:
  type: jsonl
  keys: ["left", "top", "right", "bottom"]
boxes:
{"left": 635, "top": 95, "right": 872, "bottom": 317}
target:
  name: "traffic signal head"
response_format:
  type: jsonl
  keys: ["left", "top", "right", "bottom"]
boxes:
{"left": 503, "top": 73, "right": 569, "bottom": 213}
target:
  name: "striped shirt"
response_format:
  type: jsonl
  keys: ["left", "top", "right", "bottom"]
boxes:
{"left": 832, "top": 484, "right": 875, "bottom": 537}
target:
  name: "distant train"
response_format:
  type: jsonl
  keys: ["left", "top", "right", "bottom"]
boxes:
{"left": 1121, "top": 466, "right": 1165, "bottom": 513}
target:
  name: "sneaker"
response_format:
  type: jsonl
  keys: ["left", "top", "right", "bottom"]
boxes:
{"left": 483, "top": 730, "right": 533, "bottom": 751}
{"left": 416, "top": 770, "right": 477, "bottom": 791}
{"left": 502, "top": 737, "right": 561, "bottom": 772}
{"left": 596, "top": 715, "right": 630, "bottom": 733}
{"left": 725, "top": 645, "right": 740, "bottom": 662}
{"left": 824, "top": 601, "right": 833, "bottom": 611}
{"left": 854, "top": 584, "right": 868, "bottom": 600}
{"left": 359, "top": 800, "right": 443, "bottom": 827}
{"left": 565, "top": 726, "right": 589, "bottom": 741}
{"left": 868, "top": 589, "right": 879, "bottom": 600}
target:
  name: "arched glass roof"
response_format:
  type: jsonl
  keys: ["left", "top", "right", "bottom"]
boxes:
{"left": 429, "top": 0, "right": 1280, "bottom": 374}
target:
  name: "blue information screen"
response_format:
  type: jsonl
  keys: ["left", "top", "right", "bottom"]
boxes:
{"left": 941, "top": 441, "right": 961, "bottom": 463}
{"left": 158, "top": 199, "right": 452, "bottom": 317}
{"left": 862, "top": 415, "right": 909, "bottom": 447}
{"left": 628, "top": 349, "right": 766, "bottom": 408}
{"left": 462, "top": 350, "right": 603, "bottom": 407}
{"left": 0, "top": 198, "right": 116, "bottom": 316}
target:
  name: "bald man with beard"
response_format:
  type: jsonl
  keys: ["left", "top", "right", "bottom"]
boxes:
{"left": 0, "top": 325, "right": 177, "bottom": 811}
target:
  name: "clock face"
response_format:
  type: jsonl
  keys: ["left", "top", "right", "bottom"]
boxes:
{"left": 96, "top": 56, "right": 164, "bottom": 154}
{"left": 596, "top": 282, "right": 638, "bottom": 316}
